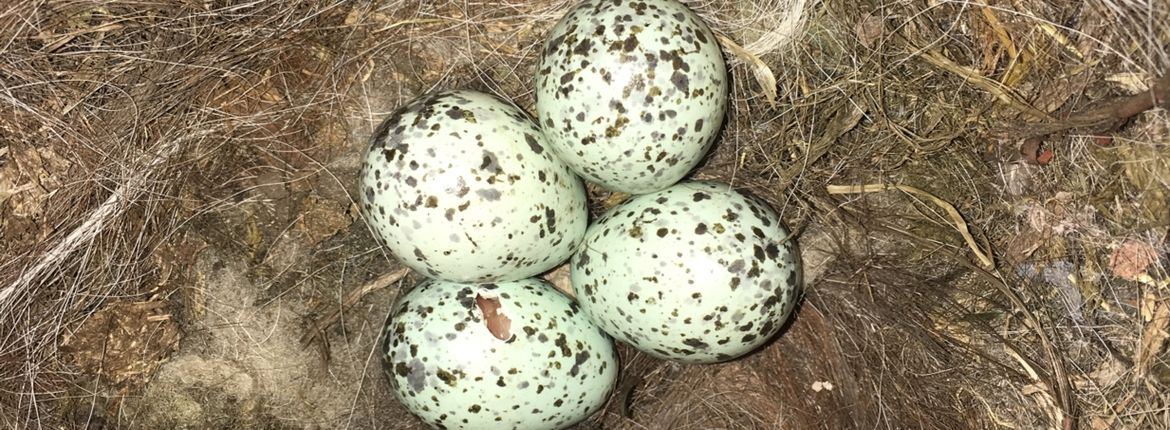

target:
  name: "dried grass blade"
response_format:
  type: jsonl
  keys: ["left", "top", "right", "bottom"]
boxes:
{"left": 825, "top": 183, "right": 995, "bottom": 268}
{"left": 716, "top": 32, "right": 778, "bottom": 108}
{"left": 918, "top": 49, "right": 1052, "bottom": 120}
{"left": 300, "top": 267, "right": 411, "bottom": 347}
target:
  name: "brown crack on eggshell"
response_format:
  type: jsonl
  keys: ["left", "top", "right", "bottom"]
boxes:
{"left": 475, "top": 291, "right": 512, "bottom": 341}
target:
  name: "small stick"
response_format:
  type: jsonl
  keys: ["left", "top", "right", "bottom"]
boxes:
{"left": 300, "top": 267, "right": 410, "bottom": 347}
{"left": 999, "top": 73, "right": 1170, "bottom": 142}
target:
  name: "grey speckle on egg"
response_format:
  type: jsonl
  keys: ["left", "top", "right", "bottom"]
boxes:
{"left": 383, "top": 278, "right": 618, "bottom": 430}
{"left": 570, "top": 181, "right": 801, "bottom": 363}
{"left": 359, "top": 90, "right": 589, "bottom": 283}
{"left": 534, "top": 0, "right": 729, "bottom": 194}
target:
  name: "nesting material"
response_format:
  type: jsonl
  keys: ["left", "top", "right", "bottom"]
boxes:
{"left": 2, "top": 0, "right": 1168, "bottom": 429}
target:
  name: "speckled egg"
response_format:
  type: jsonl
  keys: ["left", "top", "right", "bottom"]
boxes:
{"left": 570, "top": 181, "right": 801, "bottom": 363}
{"left": 534, "top": 0, "right": 728, "bottom": 194}
{"left": 359, "top": 90, "right": 589, "bottom": 283}
{"left": 382, "top": 278, "right": 619, "bottom": 430}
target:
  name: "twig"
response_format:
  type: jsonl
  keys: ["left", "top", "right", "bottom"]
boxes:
{"left": 617, "top": 373, "right": 645, "bottom": 419}
{"left": 300, "top": 267, "right": 410, "bottom": 348}
{"left": 1002, "top": 73, "right": 1170, "bottom": 141}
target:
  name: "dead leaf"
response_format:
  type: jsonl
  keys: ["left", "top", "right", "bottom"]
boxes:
{"left": 543, "top": 263, "right": 574, "bottom": 298}
{"left": 0, "top": 178, "right": 33, "bottom": 207}
{"left": 1033, "top": 72, "right": 1092, "bottom": 114}
{"left": 244, "top": 213, "right": 264, "bottom": 260}
{"left": 1087, "top": 357, "right": 1126, "bottom": 389}
{"left": 1108, "top": 240, "right": 1158, "bottom": 281}
{"left": 1134, "top": 298, "right": 1170, "bottom": 382}
{"left": 1090, "top": 416, "right": 1112, "bottom": 430}
{"left": 855, "top": 13, "right": 884, "bottom": 49}
{"left": 1001, "top": 162, "right": 1038, "bottom": 197}
{"left": 602, "top": 191, "right": 630, "bottom": 209}
{"left": 1107, "top": 72, "right": 1152, "bottom": 94}
{"left": 297, "top": 193, "right": 354, "bottom": 247}
{"left": 1036, "top": 149, "right": 1054, "bottom": 165}
{"left": 476, "top": 293, "right": 512, "bottom": 341}
{"left": 1141, "top": 290, "right": 1158, "bottom": 323}
{"left": 1026, "top": 193, "right": 1104, "bottom": 238}
{"left": 1019, "top": 137, "right": 1051, "bottom": 166}
{"left": 1003, "top": 226, "right": 1048, "bottom": 264}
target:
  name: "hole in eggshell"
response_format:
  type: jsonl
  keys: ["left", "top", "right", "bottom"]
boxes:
{"left": 475, "top": 292, "right": 512, "bottom": 341}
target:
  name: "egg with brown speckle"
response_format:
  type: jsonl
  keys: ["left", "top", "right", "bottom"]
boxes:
{"left": 570, "top": 181, "right": 801, "bottom": 363}
{"left": 382, "top": 278, "right": 618, "bottom": 430}
{"left": 535, "top": 0, "right": 729, "bottom": 194}
{"left": 359, "top": 90, "right": 588, "bottom": 283}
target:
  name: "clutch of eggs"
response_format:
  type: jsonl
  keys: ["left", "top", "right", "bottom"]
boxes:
{"left": 535, "top": 0, "right": 729, "bottom": 194}
{"left": 382, "top": 278, "right": 618, "bottom": 430}
{"left": 570, "top": 181, "right": 802, "bottom": 363}
{"left": 359, "top": 90, "right": 589, "bottom": 283}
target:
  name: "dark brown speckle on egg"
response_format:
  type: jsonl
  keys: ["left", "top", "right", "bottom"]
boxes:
{"left": 382, "top": 278, "right": 619, "bottom": 429}
{"left": 357, "top": 90, "right": 589, "bottom": 284}
{"left": 534, "top": 0, "right": 729, "bottom": 194}
{"left": 568, "top": 181, "right": 802, "bottom": 364}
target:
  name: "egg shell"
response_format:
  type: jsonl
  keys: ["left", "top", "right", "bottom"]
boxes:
{"left": 570, "top": 181, "right": 801, "bottom": 363}
{"left": 359, "top": 90, "right": 589, "bottom": 283}
{"left": 534, "top": 0, "right": 729, "bottom": 194}
{"left": 383, "top": 278, "right": 619, "bottom": 430}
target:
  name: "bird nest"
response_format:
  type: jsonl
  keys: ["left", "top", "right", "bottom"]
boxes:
{"left": 1, "top": 0, "right": 1168, "bottom": 428}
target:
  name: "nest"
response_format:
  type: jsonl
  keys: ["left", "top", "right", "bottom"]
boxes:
{"left": 1, "top": 0, "right": 1168, "bottom": 428}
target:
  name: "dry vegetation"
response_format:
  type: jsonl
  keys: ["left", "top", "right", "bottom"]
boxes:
{"left": 1, "top": 0, "right": 1168, "bottom": 429}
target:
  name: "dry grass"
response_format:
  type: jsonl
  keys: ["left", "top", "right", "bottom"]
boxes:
{"left": 1, "top": 0, "right": 1168, "bottom": 429}
{"left": 0, "top": 1, "right": 367, "bottom": 426}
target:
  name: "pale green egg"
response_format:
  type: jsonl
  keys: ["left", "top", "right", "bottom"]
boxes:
{"left": 535, "top": 0, "right": 729, "bottom": 194}
{"left": 382, "top": 278, "right": 618, "bottom": 430}
{"left": 359, "top": 90, "right": 588, "bottom": 283}
{"left": 571, "top": 181, "right": 801, "bottom": 363}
